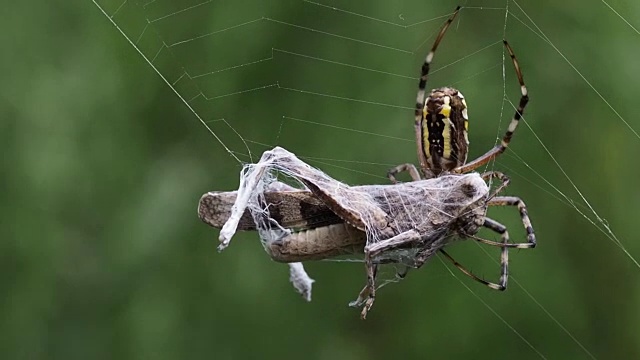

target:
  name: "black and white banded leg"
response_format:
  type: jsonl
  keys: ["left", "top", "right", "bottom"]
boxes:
{"left": 455, "top": 40, "right": 529, "bottom": 173}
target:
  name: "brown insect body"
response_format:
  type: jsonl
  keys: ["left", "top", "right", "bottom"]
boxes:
{"left": 199, "top": 189, "right": 342, "bottom": 231}
{"left": 199, "top": 170, "right": 489, "bottom": 265}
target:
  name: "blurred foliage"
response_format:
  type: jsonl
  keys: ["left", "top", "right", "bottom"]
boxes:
{"left": 3, "top": 0, "right": 640, "bottom": 359}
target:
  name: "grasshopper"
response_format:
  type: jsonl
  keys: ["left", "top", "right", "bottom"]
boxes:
{"left": 199, "top": 147, "right": 534, "bottom": 318}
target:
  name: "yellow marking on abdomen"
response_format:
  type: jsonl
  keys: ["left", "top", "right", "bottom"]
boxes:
{"left": 442, "top": 117, "right": 452, "bottom": 158}
{"left": 441, "top": 96, "right": 452, "bottom": 158}
{"left": 440, "top": 96, "right": 452, "bottom": 118}
{"left": 462, "top": 98, "right": 469, "bottom": 144}
{"left": 422, "top": 116, "right": 430, "bottom": 158}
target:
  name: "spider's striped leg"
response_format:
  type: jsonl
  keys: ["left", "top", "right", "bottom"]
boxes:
{"left": 387, "top": 163, "right": 422, "bottom": 183}
{"left": 469, "top": 201, "right": 535, "bottom": 249}
{"left": 439, "top": 234, "right": 509, "bottom": 291}
{"left": 481, "top": 171, "right": 510, "bottom": 199}
{"left": 410, "top": 220, "right": 510, "bottom": 289}
{"left": 454, "top": 40, "right": 529, "bottom": 173}
{"left": 486, "top": 196, "right": 536, "bottom": 248}
{"left": 414, "top": 6, "right": 461, "bottom": 118}
{"left": 414, "top": 6, "right": 460, "bottom": 171}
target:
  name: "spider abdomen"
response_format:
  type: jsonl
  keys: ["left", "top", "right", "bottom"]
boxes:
{"left": 419, "top": 87, "right": 470, "bottom": 176}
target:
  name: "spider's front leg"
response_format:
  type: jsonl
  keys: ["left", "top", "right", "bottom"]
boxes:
{"left": 481, "top": 171, "right": 510, "bottom": 199}
{"left": 487, "top": 196, "right": 536, "bottom": 248}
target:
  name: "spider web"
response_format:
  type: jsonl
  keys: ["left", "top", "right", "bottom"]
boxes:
{"left": 91, "top": 0, "right": 640, "bottom": 358}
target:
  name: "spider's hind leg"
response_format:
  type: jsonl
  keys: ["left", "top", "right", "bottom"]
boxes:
{"left": 487, "top": 196, "right": 536, "bottom": 248}
{"left": 439, "top": 244, "right": 508, "bottom": 290}
{"left": 454, "top": 40, "right": 529, "bottom": 174}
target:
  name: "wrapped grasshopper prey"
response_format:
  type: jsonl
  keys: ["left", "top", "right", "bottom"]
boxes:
{"left": 198, "top": 147, "right": 535, "bottom": 318}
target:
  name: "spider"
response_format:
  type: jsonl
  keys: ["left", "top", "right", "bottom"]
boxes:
{"left": 361, "top": 5, "right": 536, "bottom": 313}
{"left": 388, "top": 6, "right": 529, "bottom": 181}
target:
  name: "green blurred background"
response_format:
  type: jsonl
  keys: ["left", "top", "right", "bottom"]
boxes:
{"left": 3, "top": 0, "right": 640, "bottom": 359}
